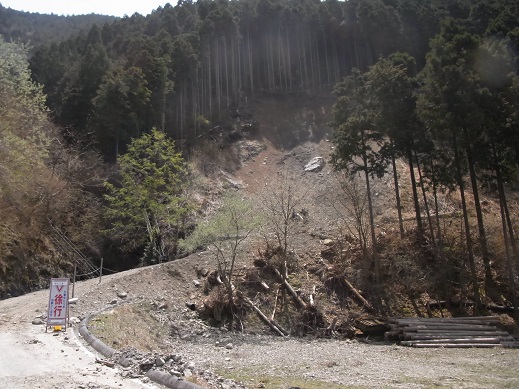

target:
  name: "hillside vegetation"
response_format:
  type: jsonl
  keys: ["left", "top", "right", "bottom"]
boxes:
{"left": 0, "top": 0, "right": 518, "bottom": 332}
{"left": 0, "top": 3, "right": 116, "bottom": 46}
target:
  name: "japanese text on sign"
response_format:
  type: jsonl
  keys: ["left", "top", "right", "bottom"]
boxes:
{"left": 47, "top": 278, "right": 69, "bottom": 326}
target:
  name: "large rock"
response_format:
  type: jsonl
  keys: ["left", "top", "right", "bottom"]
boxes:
{"left": 304, "top": 156, "right": 325, "bottom": 172}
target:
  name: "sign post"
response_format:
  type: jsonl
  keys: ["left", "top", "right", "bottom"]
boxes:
{"left": 46, "top": 278, "right": 69, "bottom": 332}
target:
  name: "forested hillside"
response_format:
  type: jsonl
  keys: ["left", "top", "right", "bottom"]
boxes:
{"left": 28, "top": 0, "right": 518, "bottom": 161}
{"left": 0, "top": 37, "right": 105, "bottom": 297}
{"left": 0, "top": 3, "right": 115, "bottom": 46}
{"left": 1, "top": 0, "right": 519, "bottom": 325}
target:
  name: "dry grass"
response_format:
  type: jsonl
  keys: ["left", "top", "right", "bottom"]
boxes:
{"left": 89, "top": 301, "right": 170, "bottom": 351}
{"left": 215, "top": 368, "right": 362, "bottom": 389}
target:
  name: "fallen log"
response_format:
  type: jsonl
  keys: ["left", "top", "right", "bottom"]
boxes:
{"left": 401, "top": 337, "right": 502, "bottom": 345}
{"left": 390, "top": 317, "right": 500, "bottom": 324}
{"left": 401, "top": 324, "right": 498, "bottom": 331}
{"left": 384, "top": 330, "right": 401, "bottom": 340}
{"left": 388, "top": 322, "right": 496, "bottom": 330}
{"left": 272, "top": 268, "right": 307, "bottom": 309}
{"left": 245, "top": 297, "right": 288, "bottom": 337}
{"left": 270, "top": 318, "right": 290, "bottom": 336}
{"left": 403, "top": 333, "right": 512, "bottom": 340}
{"left": 342, "top": 277, "right": 373, "bottom": 310}
{"left": 402, "top": 331, "right": 510, "bottom": 339}
{"left": 391, "top": 319, "right": 495, "bottom": 325}
{"left": 407, "top": 343, "right": 502, "bottom": 348}
{"left": 390, "top": 315, "right": 500, "bottom": 320}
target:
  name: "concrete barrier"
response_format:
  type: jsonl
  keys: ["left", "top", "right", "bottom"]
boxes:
{"left": 146, "top": 369, "right": 206, "bottom": 389}
{"left": 79, "top": 305, "right": 206, "bottom": 389}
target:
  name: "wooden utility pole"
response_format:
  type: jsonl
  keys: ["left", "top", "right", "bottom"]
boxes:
{"left": 72, "top": 261, "right": 77, "bottom": 298}
{"left": 99, "top": 257, "right": 103, "bottom": 284}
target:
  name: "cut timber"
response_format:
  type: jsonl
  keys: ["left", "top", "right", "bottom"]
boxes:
{"left": 245, "top": 297, "right": 288, "bottom": 337}
{"left": 413, "top": 329, "right": 498, "bottom": 334}
{"left": 342, "top": 278, "right": 373, "bottom": 310}
{"left": 272, "top": 268, "right": 307, "bottom": 309}
{"left": 401, "top": 337, "right": 502, "bottom": 345}
{"left": 408, "top": 343, "right": 502, "bottom": 348}
{"left": 390, "top": 317, "right": 500, "bottom": 324}
{"left": 387, "top": 316, "right": 512, "bottom": 348}
{"left": 402, "top": 332, "right": 510, "bottom": 340}
{"left": 403, "top": 332, "right": 512, "bottom": 340}
{"left": 401, "top": 325, "right": 498, "bottom": 331}
{"left": 388, "top": 322, "right": 496, "bottom": 328}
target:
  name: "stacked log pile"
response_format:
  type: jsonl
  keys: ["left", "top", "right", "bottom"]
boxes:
{"left": 385, "top": 316, "right": 517, "bottom": 348}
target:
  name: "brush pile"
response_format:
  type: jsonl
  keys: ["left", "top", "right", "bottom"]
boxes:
{"left": 385, "top": 316, "right": 517, "bottom": 348}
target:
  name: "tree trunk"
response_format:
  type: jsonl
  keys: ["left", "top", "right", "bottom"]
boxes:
{"left": 463, "top": 127, "right": 492, "bottom": 290}
{"left": 452, "top": 133, "right": 481, "bottom": 313}
{"left": 498, "top": 180, "right": 518, "bottom": 321}
{"left": 362, "top": 153, "right": 379, "bottom": 284}
{"left": 430, "top": 158, "right": 449, "bottom": 300}
{"left": 391, "top": 153, "right": 404, "bottom": 238}
{"left": 407, "top": 148, "right": 423, "bottom": 233}
{"left": 415, "top": 152, "right": 437, "bottom": 245}
{"left": 495, "top": 155, "right": 519, "bottom": 321}
{"left": 223, "top": 38, "right": 229, "bottom": 109}
{"left": 285, "top": 27, "right": 292, "bottom": 90}
{"left": 248, "top": 29, "right": 254, "bottom": 93}
{"left": 208, "top": 44, "right": 213, "bottom": 118}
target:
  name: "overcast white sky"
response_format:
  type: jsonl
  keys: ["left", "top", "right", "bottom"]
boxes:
{"left": 1, "top": 0, "right": 169, "bottom": 17}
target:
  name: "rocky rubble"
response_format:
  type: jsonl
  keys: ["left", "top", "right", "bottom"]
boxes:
{"left": 111, "top": 346, "right": 247, "bottom": 389}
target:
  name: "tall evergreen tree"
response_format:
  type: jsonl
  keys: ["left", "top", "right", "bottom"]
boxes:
{"left": 418, "top": 19, "right": 490, "bottom": 306}
{"left": 367, "top": 53, "right": 424, "bottom": 236}
{"left": 331, "top": 69, "right": 385, "bottom": 284}
{"left": 103, "top": 129, "right": 191, "bottom": 263}
{"left": 92, "top": 66, "right": 151, "bottom": 160}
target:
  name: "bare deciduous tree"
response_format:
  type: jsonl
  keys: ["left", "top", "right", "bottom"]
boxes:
{"left": 181, "top": 193, "right": 260, "bottom": 327}
{"left": 328, "top": 172, "right": 370, "bottom": 263}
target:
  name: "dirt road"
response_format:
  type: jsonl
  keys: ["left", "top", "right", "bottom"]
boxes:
{"left": 0, "top": 273, "right": 160, "bottom": 389}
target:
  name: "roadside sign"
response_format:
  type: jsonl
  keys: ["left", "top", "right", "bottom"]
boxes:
{"left": 46, "top": 278, "right": 69, "bottom": 330}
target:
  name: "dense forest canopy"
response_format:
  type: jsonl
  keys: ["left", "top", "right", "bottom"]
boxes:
{"left": 23, "top": 0, "right": 518, "bottom": 160}
{"left": 0, "top": 3, "right": 116, "bottom": 46}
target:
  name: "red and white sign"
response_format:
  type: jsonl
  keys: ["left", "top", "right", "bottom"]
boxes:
{"left": 47, "top": 278, "right": 69, "bottom": 327}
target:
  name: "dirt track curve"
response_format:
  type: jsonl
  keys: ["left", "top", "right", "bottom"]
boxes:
{"left": 0, "top": 269, "right": 162, "bottom": 389}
